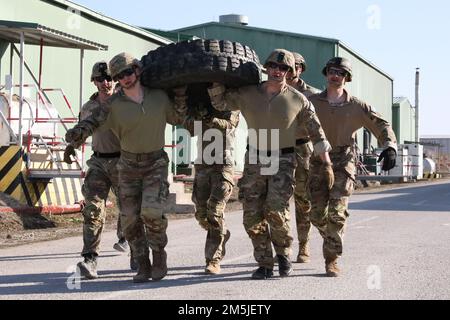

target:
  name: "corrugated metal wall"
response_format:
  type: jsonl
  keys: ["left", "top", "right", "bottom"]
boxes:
{"left": 393, "top": 98, "right": 416, "bottom": 144}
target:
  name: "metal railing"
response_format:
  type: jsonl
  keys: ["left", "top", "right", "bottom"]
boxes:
{"left": 4, "top": 83, "right": 83, "bottom": 178}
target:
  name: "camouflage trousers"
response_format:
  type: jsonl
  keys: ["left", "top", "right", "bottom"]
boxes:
{"left": 117, "top": 149, "right": 170, "bottom": 259}
{"left": 309, "top": 147, "right": 356, "bottom": 260}
{"left": 294, "top": 142, "right": 312, "bottom": 245}
{"left": 192, "top": 164, "right": 234, "bottom": 264}
{"left": 238, "top": 152, "right": 296, "bottom": 269}
{"left": 81, "top": 155, "right": 123, "bottom": 256}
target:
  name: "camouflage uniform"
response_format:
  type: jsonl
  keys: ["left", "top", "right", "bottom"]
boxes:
{"left": 238, "top": 151, "right": 297, "bottom": 268}
{"left": 295, "top": 79, "right": 321, "bottom": 98}
{"left": 292, "top": 79, "right": 321, "bottom": 262}
{"left": 309, "top": 89, "right": 397, "bottom": 267}
{"left": 79, "top": 93, "right": 123, "bottom": 257}
{"left": 117, "top": 148, "right": 169, "bottom": 265}
{"left": 183, "top": 103, "right": 239, "bottom": 272}
{"left": 66, "top": 54, "right": 188, "bottom": 282}
{"left": 208, "top": 80, "right": 331, "bottom": 275}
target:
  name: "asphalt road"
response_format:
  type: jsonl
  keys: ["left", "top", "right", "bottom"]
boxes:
{"left": 0, "top": 179, "right": 449, "bottom": 300}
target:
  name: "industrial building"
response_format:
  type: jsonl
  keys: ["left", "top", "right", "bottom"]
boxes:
{"left": 393, "top": 97, "right": 417, "bottom": 144}
{"left": 421, "top": 135, "right": 450, "bottom": 174}
{"left": 172, "top": 15, "right": 396, "bottom": 162}
{"left": 0, "top": 3, "right": 421, "bottom": 207}
{"left": 0, "top": 0, "right": 175, "bottom": 207}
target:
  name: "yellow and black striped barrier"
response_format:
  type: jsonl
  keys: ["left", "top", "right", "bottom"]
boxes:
{"left": 422, "top": 173, "right": 441, "bottom": 179}
{"left": 0, "top": 145, "right": 83, "bottom": 207}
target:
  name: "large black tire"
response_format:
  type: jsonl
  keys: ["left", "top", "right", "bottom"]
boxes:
{"left": 141, "top": 39, "right": 262, "bottom": 89}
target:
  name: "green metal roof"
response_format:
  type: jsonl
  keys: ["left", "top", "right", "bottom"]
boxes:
{"left": 173, "top": 21, "right": 339, "bottom": 44}
{"left": 142, "top": 28, "right": 199, "bottom": 42}
{"left": 174, "top": 21, "right": 393, "bottom": 81}
{"left": 0, "top": 20, "right": 108, "bottom": 50}
{"left": 44, "top": 0, "right": 172, "bottom": 45}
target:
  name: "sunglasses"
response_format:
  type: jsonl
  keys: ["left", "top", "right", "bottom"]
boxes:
{"left": 94, "top": 75, "right": 112, "bottom": 83}
{"left": 114, "top": 68, "right": 135, "bottom": 81}
{"left": 266, "top": 62, "right": 290, "bottom": 72}
{"left": 327, "top": 68, "right": 347, "bottom": 77}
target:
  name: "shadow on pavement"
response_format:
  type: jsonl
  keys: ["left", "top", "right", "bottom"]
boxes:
{"left": 0, "top": 261, "right": 326, "bottom": 296}
{"left": 350, "top": 182, "right": 450, "bottom": 212}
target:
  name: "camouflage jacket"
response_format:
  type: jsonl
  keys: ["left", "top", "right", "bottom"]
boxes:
{"left": 294, "top": 79, "right": 321, "bottom": 99}
{"left": 208, "top": 83, "right": 331, "bottom": 155}
{"left": 309, "top": 89, "right": 397, "bottom": 152}
{"left": 183, "top": 105, "right": 240, "bottom": 166}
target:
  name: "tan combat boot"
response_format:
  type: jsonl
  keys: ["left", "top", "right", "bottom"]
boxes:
{"left": 205, "top": 261, "right": 221, "bottom": 275}
{"left": 296, "top": 241, "right": 310, "bottom": 263}
{"left": 133, "top": 256, "right": 152, "bottom": 283}
{"left": 77, "top": 254, "right": 98, "bottom": 280}
{"left": 221, "top": 230, "right": 231, "bottom": 258}
{"left": 152, "top": 249, "right": 168, "bottom": 281}
{"left": 325, "top": 258, "right": 340, "bottom": 277}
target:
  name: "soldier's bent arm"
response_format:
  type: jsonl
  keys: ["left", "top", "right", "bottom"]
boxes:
{"left": 67, "top": 103, "right": 112, "bottom": 149}
{"left": 297, "top": 101, "right": 332, "bottom": 156}
{"left": 207, "top": 83, "right": 242, "bottom": 112}
{"left": 166, "top": 93, "right": 189, "bottom": 126}
{"left": 360, "top": 102, "right": 397, "bottom": 151}
{"left": 209, "top": 111, "right": 240, "bottom": 130}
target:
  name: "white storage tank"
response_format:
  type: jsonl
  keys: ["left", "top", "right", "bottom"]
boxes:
{"left": 0, "top": 92, "right": 59, "bottom": 146}
{"left": 423, "top": 157, "right": 436, "bottom": 174}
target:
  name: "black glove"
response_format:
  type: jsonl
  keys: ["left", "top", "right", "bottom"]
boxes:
{"left": 63, "top": 145, "right": 76, "bottom": 164}
{"left": 65, "top": 128, "right": 82, "bottom": 144}
{"left": 377, "top": 147, "right": 397, "bottom": 171}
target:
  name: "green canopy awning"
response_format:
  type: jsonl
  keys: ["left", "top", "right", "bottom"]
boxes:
{"left": 0, "top": 20, "right": 107, "bottom": 50}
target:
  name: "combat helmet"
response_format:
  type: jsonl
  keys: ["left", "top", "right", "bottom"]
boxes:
{"left": 264, "top": 49, "right": 296, "bottom": 73}
{"left": 292, "top": 52, "right": 307, "bottom": 72}
{"left": 322, "top": 57, "right": 352, "bottom": 82}
{"left": 109, "top": 52, "right": 143, "bottom": 80}
{"left": 90, "top": 61, "right": 111, "bottom": 81}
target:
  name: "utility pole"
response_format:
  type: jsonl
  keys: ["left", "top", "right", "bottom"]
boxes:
{"left": 415, "top": 68, "right": 420, "bottom": 143}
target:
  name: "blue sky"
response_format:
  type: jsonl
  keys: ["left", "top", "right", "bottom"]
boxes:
{"left": 73, "top": 0, "right": 448, "bottom": 136}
